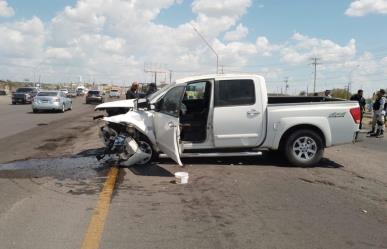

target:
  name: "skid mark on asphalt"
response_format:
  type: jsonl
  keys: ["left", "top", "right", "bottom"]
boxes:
{"left": 81, "top": 166, "right": 119, "bottom": 249}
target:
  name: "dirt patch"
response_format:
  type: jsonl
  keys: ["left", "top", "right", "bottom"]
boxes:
{"left": 0, "top": 111, "right": 101, "bottom": 164}
{"left": 36, "top": 142, "right": 58, "bottom": 151}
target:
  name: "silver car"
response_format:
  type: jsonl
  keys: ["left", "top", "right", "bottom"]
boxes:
{"left": 32, "top": 91, "right": 72, "bottom": 113}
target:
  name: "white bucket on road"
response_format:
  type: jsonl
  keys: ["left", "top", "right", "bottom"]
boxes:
{"left": 175, "top": 172, "right": 189, "bottom": 184}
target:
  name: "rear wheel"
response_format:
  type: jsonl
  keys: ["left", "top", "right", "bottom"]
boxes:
{"left": 283, "top": 129, "right": 324, "bottom": 167}
{"left": 12, "top": 102, "right": 16, "bottom": 105}
{"left": 61, "top": 104, "right": 65, "bottom": 113}
{"left": 33, "top": 109, "right": 38, "bottom": 113}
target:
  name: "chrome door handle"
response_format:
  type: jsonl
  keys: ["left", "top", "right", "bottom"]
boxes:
{"left": 168, "top": 122, "right": 176, "bottom": 128}
{"left": 247, "top": 109, "right": 260, "bottom": 115}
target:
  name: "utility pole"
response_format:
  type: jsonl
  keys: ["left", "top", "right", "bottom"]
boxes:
{"left": 310, "top": 57, "right": 321, "bottom": 94}
{"left": 144, "top": 63, "right": 166, "bottom": 87}
{"left": 169, "top": 70, "right": 172, "bottom": 84}
{"left": 191, "top": 24, "right": 219, "bottom": 74}
{"left": 284, "top": 77, "right": 289, "bottom": 95}
{"left": 347, "top": 65, "right": 359, "bottom": 99}
{"left": 346, "top": 83, "right": 351, "bottom": 99}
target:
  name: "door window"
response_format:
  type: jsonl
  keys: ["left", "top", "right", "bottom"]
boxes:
{"left": 184, "top": 81, "right": 206, "bottom": 100}
{"left": 215, "top": 79, "right": 255, "bottom": 107}
{"left": 159, "top": 86, "right": 185, "bottom": 117}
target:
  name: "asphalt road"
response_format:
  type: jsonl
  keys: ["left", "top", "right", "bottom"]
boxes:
{"left": 0, "top": 104, "right": 386, "bottom": 249}
{"left": 0, "top": 95, "right": 95, "bottom": 139}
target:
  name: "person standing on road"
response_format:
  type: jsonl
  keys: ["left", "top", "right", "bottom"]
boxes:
{"left": 350, "top": 89, "right": 366, "bottom": 129}
{"left": 368, "top": 89, "right": 386, "bottom": 138}
{"left": 146, "top": 83, "right": 157, "bottom": 96}
{"left": 126, "top": 82, "right": 139, "bottom": 99}
{"left": 324, "top": 90, "right": 332, "bottom": 98}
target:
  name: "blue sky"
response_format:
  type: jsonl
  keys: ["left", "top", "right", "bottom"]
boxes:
{"left": 155, "top": 0, "right": 386, "bottom": 53}
{"left": 1, "top": 0, "right": 387, "bottom": 95}
{"left": 7, "top": 0, "right": 76, "bottom": 21}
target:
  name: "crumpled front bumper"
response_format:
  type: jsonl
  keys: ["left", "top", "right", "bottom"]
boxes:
{"left": 98, "top": 126, "right": 150, "bottom": 166}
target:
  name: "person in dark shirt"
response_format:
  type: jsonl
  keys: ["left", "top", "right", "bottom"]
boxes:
{"left": 368, "top": 89, "right": 386, "bottom": 137}
{"left": 126, "top": 82, "right": 139, "bottom": 99}
{"left": 324, "top": 90, "right": 332, "bottom": 98}
{"left": 146, "top": 83, "right": 157, "bottom": 96}
{"left": 350, "top": 89, "right": 366, "bottom": 129}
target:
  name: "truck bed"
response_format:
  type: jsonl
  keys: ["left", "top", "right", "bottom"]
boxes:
{"left": 268, "top": 96, "right": 344, "bottom": 104}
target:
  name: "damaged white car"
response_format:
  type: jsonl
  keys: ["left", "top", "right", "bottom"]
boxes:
{"left": 95, "top": 74, "right": 360, "bottom": 167}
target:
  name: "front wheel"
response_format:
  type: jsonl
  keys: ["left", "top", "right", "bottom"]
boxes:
{"left": 120, "top": 136, "right": 157, "bottom": 166}
{"left": 61, "top": 104, "right": 65, "bottom": 113}
{"left": 283, "top": 129, "right": 324, "bottom": 167}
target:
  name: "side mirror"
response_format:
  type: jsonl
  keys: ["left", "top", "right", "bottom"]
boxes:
{"left": 149, "top": 104, "right": 156, "bottom": 110}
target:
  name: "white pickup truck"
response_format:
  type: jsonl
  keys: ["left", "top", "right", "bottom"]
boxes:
{"left": 95, "top": 74, "right": 360, "bottom": 167}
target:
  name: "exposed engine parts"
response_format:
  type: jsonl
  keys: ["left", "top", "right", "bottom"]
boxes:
{"left": 96, "top": 122, "right": 152, "bottom": 166}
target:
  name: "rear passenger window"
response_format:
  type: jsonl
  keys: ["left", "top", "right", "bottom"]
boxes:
{"left": 215, "top": 79, "right": 255, "bottom": 107}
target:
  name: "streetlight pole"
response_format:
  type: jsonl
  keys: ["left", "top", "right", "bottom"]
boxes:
{"left": 347, "top": 65, "right": 360, "bottom": 99}
{"left": 191, "top": 24, "right": 219, "bottom": 74}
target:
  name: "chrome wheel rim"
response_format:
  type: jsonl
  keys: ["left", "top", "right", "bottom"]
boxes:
{"left": 137, "top": 141, "right": 153, "bottom": 164}
{"left": 292, "top": 136, "right": 317, "bottom": 161}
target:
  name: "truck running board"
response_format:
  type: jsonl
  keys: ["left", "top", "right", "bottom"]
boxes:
{"left": 159, "top": 151, "right": 263, "bottom": 158}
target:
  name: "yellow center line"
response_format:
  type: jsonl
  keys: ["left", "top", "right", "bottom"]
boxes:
{"left": 81, "top": 166, "right": 119, "bottom": 249}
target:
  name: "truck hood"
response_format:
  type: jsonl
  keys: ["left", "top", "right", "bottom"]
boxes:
{"left": 95, "top": 99, "right": 135, "bottom": 110}
{"left": 103, "top": 110, "right": 156, "bottom": 144}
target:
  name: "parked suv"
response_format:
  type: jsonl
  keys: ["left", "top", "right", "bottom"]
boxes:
{"left": 12, "top": 87, "right": 38, "bottom": 104}
{"left": 86, "top": 90, "right": 104, "bottom": 104}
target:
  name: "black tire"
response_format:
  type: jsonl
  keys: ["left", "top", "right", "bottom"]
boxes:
{"left": 12, "top": 102, "right": 16, "bottom": 105}
{"left": 33, "top": 109, "right": 38, "bottom": 113}
{"left": 283, "top": 129, "right": 324, "bottom": 167}
{"left": 61, "top": 104, "right": 65, "bottom": 113}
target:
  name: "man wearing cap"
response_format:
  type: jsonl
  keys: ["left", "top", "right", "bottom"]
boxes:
{"left": 368, "top": 89, "right": 386, "bottom": 138}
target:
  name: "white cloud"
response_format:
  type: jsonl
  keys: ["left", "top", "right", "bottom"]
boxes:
{"left": 256, "top": 36, "right": 280, "bottom": 56}
{"left": 345, "top": 0, "right": 387, "bottom": 16}
{"left": 0, "top": 0, "right": 14, "bottom": 17}
{"left": 0, "top": 17, "right": 45, "bottom": 58}
{"left": 192, "top": 0, "right": 251, "bottom": 18}
{"left": 224, "top": 23, "right": 248, "bottom": 41}
{"left": 280, "top": 33, "right": 356, "bottom": 65}
{"left": 0, "top": 0, "right": 386, "bottom": 94}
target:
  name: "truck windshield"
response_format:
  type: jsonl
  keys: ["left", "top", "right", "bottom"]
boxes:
{"left": 147, "top": 85, "right": 173, "bottom": 102}
{"left": 16, "top": 88, "right": 34, "bottom": 93}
